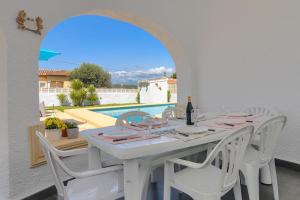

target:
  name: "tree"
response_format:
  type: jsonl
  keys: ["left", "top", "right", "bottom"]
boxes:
{"left": 70, "top": 63, "right": 112, "bottom": 88}
{"left": 69, "top": 79, "right": 87, "bottom": 106}
{"left": 86, "top": 85, "right": 99, "bottom": 106}
{"left": 170, "top": 72, "right": 177, "bottom": 79}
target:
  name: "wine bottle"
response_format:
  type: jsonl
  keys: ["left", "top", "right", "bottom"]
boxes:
{"left": 186, "top": 96, "right": 194, "bottom": 125}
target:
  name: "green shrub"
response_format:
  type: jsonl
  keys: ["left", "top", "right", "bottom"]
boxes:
{"left": 56, "top": 93, "right": 67, "bottom": 106}
{"left": 64, "top": 121, "right": 78, "bottom": 129}
{"left": 71, "top": 79, "right": 84, "bottom": 90}
{"left": 86, "top": 85, "right": 99, "bottom": 106}
{"left": 70, "top": 79, "right": 87, "bottom": 106}
{"left": 70, "top": 89, "right": 87, "bottom": 106}
{"left": 167, "top": 90, "right": 171, "bottom": 102}
{"left": 136, "top": 91, "right": 140, "bottom": 103}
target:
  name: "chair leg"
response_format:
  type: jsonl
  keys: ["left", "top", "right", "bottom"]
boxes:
{"left": 164, "top": 164, "right": 171, "bottom": 200}
{"left": 150, "top": 171, "right": 156, "bottom": 183}
{"left": 244, "top": 165, "right": 260, "bottom": 200}
{"left": 269, "top": 159, "right": 279, "bottom": 200}
{"left": 260, "top": 165, "right": 272, "bottom": 184}
{"left": 163, "top": 185, "right": 171, "bottom": 200}
{"left": 233, "top": 176, "right": 242, "bottom": 200}
{"left": 57, "top": 195, "right": 64, "bottom": 200}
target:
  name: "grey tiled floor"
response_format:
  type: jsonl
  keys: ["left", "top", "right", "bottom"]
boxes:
{"left": 30, "top": 166, "right": 300, "bottom": 200}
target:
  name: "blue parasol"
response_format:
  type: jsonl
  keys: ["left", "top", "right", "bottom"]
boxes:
{"left": 39, "top": 49, "right": 61, "bottom": 61}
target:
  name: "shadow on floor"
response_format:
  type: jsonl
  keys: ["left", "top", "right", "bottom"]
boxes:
{"left": 25, "top": 165, "right": 300, "bottom": 200}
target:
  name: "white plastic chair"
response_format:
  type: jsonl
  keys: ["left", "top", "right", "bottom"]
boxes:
{"left": 162, "top": 104, "right": 186, "bottom": 120}
{"left": 240, "top": 115, "right": 287, "bottom": 200}
{"left": 39, "top": 101, "right": 54, "bottom": 117}
{"left": 162, "top": 107, "right": 177, "bottom": 119}
{"left": 115, "top": 111, "right": 149, "bottom": 125}
{"left": 244, "top": 106, "right": 280, "bottom": 117}
{"left": 164, "top": 126, "right": 254, "bottom": 200}
{"left": 243, "top": 106, "right": 281, "bottom": 184}
{"left": 36, "top": 131, "right": 124, "bottom": 200}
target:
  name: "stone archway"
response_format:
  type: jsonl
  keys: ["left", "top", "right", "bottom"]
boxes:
{"left": 40, "top": 9, "right": 187, "bottom": 103}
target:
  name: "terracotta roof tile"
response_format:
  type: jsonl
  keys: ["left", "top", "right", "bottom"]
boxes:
{"left": 167, "top": 78, "right": 177, "bottom": 84}
{"left": 39, "top": 69, "right": 70, "bottom": 76}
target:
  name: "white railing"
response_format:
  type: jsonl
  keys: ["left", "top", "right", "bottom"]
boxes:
{"left": 39, "top": 87, "right": 138, "bottom": 93}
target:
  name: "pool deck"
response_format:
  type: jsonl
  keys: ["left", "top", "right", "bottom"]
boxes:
{"left": 65, "top": 108, "right": 117, "bottom": 127}
{"left": 64, "top": 103, "right": 175, "bottom": 128}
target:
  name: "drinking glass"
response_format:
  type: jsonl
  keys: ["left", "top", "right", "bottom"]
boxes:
{"left": 144, "top": 115, "right": 153, "bottom": 135}
{"left": 192, "top": 108, "right": 203, "bottom": 126}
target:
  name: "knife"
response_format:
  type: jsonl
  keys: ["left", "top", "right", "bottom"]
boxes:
{"left": 224, "top": 123, "right": 235, "bottom": 127}
{"left": 178, "top": 132, "right": 189, "bottom": 137}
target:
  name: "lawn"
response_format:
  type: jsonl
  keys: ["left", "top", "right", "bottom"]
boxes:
{"left": 46, "top": 103, "right": 140, "bottom": 112}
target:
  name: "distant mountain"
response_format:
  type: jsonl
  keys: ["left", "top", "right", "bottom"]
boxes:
{"left": 110, "top": 66, "right": 174, "bottom": 84}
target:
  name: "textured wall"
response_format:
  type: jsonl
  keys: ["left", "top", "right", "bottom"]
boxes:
{"left": 0, "top": 29, "right": 9, "bottom": 200}
{"left": 194, "top": 0, "right": 300, "bottom": 164}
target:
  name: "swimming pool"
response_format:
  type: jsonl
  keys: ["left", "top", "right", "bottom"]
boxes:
{"left": 92, "top": 103, "right": 175, "bottom": 118}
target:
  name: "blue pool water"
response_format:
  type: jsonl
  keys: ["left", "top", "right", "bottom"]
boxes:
{"left": 92, "top": 104, "right": 175, "bottom": 118}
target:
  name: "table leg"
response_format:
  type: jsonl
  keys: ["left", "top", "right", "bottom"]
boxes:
{"left": 123, "top": 159, "right": 152, "bottom": 200}
{"left": 88, "top": 144, "right": 102, "bottom": 170}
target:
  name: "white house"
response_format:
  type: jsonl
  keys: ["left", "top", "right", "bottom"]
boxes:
{"left": 138, "top": 77, "right": 177, "bottom": 103}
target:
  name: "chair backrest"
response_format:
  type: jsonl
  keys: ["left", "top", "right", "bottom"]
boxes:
{"left": 206, "top": 126, "right": 253, "bottom": 193}
{"left": 39, "top": 102, "right": 46, "bottom": 117}
{"left": 115, "top": 111, "right": 149, "bottom": 125}
{"left": 174, "top": 104, "right": 186, "bottom": 118}
{"left": 35, "top": 131, "right": 70, "bottom": 198}
{"left": 244, "top": 106, "right": 280, "bottom": 116}
{"left": 253, "top": 115, "right": 287, "bottom": 163}
{"left": 162, "top": 107, "right": 176, "bottom": 119}
{"left": 162, "top": 104, "right": 186, "bottom": 119}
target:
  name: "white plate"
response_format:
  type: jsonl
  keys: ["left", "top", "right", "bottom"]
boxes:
{"left": 103, "top": 130, "right": 138, "bottom": 138}
{"left": 226, "top": 112, "right": 249, "bottom": 117}
{"left": 175, "top": 126, "right": 208, "bottom": 135}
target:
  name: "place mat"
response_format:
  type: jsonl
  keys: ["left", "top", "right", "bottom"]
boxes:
{"left": 224, "top": 114, "right": 261, "bottom": 121}
{"left": 165, "top": 129, "right": 225, "bottom": 142}
{"left": 92, "top": 132, "right": 160, "bottom": 144}
{"left": 130, "top": 120, "right": 168, "bottom": 129}
{"left": 200, "top": 115, "right": 259, "bottom": 129}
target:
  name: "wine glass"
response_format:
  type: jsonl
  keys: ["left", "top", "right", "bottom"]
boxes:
{"left": 192, "top": 108, "right": 203, "bottom": 126}
{"left": 144, "top": 115, "right": 153, "bottom": 135}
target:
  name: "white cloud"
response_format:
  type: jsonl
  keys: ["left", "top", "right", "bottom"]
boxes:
{"left": 110, "top": 66, "right": 174, "bottom": 84}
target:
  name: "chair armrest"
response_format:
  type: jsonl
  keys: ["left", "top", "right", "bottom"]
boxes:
{"left": 68, "top": 165, "right": 123, "bottom": 179}
{"left": 54, "top": 148, "right": 89, "bottom": 157}
{"left": 167, "top": 158, "right": 205, "bottom": 169}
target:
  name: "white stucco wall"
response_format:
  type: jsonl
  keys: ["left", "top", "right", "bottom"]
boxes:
{"left": 40, "top": 90, "right": 137, "bottom": 106}
{"left": 140, "top": 79, "right": 169, "bottom": 103}
{"left": 0, "top": 29, "right": 9, "bottom": 200}
{"left": 0, "top": 0, "right": 198, "bottom": 199}
{"left": 194, "top": 0, "right": 300, "bottom": 164}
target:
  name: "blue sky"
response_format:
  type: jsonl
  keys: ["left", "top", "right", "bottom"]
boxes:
{"left": 39, "top": 15, "right": 175, "bottom": 84}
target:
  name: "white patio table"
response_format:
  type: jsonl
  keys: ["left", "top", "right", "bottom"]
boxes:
{"left": 80, "top": 114, "right": 269, "bottom": 200}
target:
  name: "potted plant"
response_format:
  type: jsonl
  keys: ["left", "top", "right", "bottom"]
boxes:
{"left": 65, "top": 121, "right": 79, "bottom": 139}
{"left": 44, "top": 117, "right": 66, "bottom": 141}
